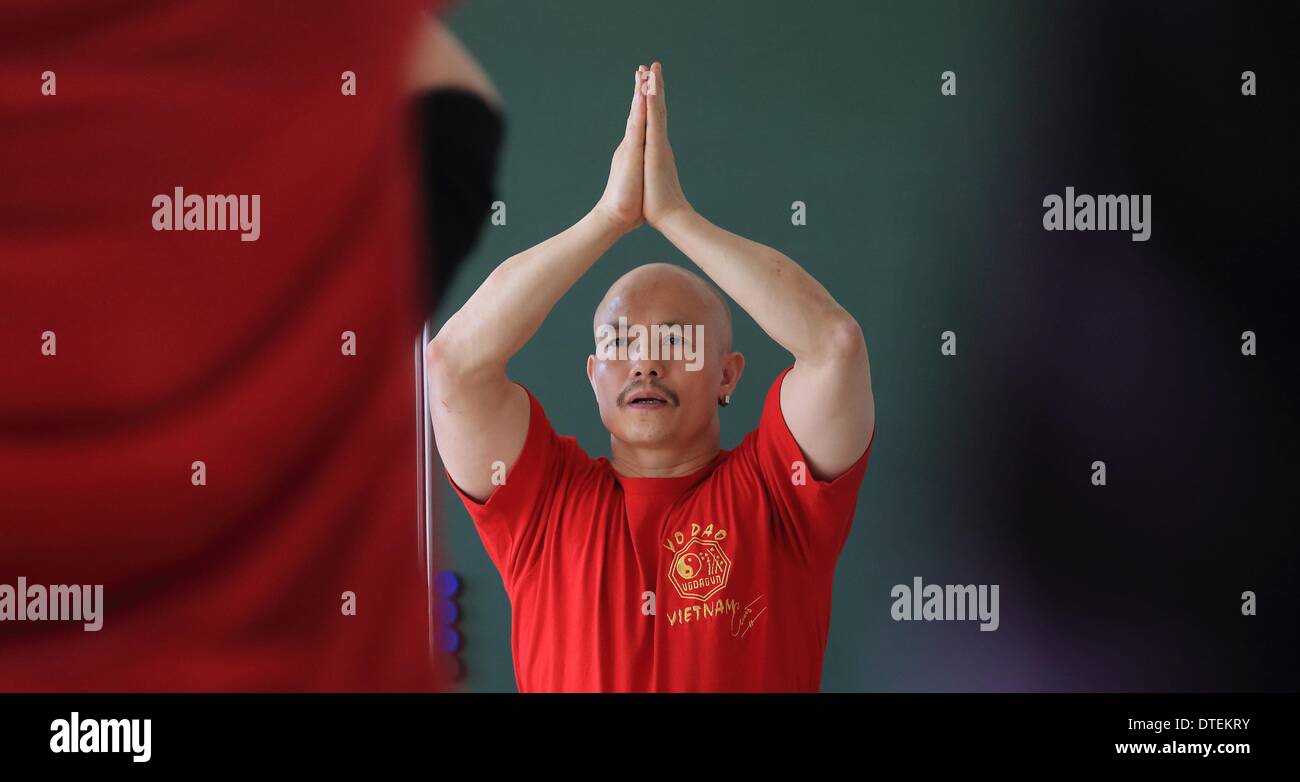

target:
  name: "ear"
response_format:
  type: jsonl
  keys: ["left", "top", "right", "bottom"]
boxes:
{"left": 720, "top": 351, "right": 745, "bottom": 398}
{"left": 586, "top": 354, "right": 599, "bottom": 398}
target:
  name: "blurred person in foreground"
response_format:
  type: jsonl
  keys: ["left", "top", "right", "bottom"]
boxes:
{"left": 0, "top": 2, "right": 500, "bottom": 690}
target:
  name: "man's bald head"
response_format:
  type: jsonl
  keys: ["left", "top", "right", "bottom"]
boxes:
{"left": 593, "top": 263, "right": 733, "bottom": 354}
{"left": 586, "top": 262, "right": 746, "bottom": 453}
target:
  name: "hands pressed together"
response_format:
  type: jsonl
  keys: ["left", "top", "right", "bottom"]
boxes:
{"left": 430, "top": 61, "right": 874, "bottom": 505}
{"left": 595, "top": 63, "right": 692, "bottom": 235}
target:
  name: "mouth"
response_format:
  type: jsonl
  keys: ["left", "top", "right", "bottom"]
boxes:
{"left": 625, "top": 390, "right": 671, "bottom": 409}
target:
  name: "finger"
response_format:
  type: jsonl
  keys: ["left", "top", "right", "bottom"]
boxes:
{"left": 625, "top": 66, "right": 648, "bottom": 147}
{"left": 627, "top": 65, "right": 643, "bottom": 115}
{"left": 646, "top": 62, "right": 667, "bottom": 140}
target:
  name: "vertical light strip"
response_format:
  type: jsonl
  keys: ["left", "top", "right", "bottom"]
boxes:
{"left": 415, "top": 322, "right": 436, "bottom": 660}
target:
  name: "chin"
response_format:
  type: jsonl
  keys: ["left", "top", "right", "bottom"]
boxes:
{"left": 615, "top": 416, "right": 678, "bottom": 446}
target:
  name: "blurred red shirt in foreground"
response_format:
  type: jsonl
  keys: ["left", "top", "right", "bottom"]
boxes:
{"left": 0, "top": 0, "right": 445, "bottom": 691}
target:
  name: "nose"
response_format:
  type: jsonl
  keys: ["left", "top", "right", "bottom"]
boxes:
{"left": 628, "top": 347, "right": 665, "bottom": 381}
{"left": 630, "top": 363, "right": 662, "bottom": 379}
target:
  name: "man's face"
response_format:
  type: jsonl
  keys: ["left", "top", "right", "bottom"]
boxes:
{"left": 588, "top": 266, "right": 738, "bottom": 450}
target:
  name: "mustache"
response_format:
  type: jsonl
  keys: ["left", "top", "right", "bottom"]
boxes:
{"left": 617, "top": 380, "right": 680, "bottom": 408}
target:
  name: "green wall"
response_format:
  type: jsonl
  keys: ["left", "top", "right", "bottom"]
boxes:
{"left": 437, "top": 0, "right": 1032, "bottom": 691}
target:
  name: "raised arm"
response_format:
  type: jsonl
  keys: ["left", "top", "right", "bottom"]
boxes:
{"left": 641, "top": 63, "right": 875, "bottom": 480}
{"left": 407, "top": 16, "right": 502, "bottom": 107}
{"left": 427, "top": 66, "right": 650, "bottom": 501}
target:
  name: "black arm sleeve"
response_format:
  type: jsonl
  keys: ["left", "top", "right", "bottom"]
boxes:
{"left": 412, "top": 88, "right": 504, "bottom": 314}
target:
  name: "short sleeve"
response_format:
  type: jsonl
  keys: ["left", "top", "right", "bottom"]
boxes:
{"left": 734, "top": 366, "right": 875, "bottom": 570}
{"left": 413, "top": 88, "right": 503, "bottom": 312}
{"left": 444, "top": 384, "right": 594, "bottom": 587}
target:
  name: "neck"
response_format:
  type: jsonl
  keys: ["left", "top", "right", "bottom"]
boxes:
{"left": 610, "top": 438, "right": 721, "bottom": 478}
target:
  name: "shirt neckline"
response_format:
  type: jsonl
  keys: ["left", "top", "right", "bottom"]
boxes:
{"left": 609, "top": 449, "right": 731, "bottom": 495}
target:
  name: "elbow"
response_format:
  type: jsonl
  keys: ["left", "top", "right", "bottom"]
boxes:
{"left": 425, "top": 334, "right": 466, "bottom": 390}
{"left": 424, "top": 335, "right": 445, "bottom": 370}
{"left": 823, "top": 313, "right": 867, "bottom": 362}
{"left": 425, "top": 331, "right": 501, "bottom": 392}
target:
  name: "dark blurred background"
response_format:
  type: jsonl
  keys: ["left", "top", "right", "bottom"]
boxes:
{"left": 434, "top": 0, "right": 1298, "bottom": 691}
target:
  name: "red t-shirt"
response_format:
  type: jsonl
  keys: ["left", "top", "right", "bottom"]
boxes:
{"left": 450, "top": 367, "right": 874, "bottom": 692}
{"left": 0, "top": 0, "right": 443, "bottom": 690}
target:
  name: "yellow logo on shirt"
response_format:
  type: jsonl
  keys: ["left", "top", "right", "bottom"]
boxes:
{"left": 665, "top": 523, "right": 731, "bottom": 602}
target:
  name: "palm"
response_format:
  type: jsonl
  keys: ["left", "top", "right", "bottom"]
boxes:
{"left": 645, "top": 142, "right": 684, "bottom": 225}
{"left": 597, "top": 68, "right": 649, "bottom": 231}
{"left": 642, "top": 63, "right": 689, "bottom": 227}
{"left": 596, "top": 63, "right": 689, "bottom": 233}
{"left": 602, "top": 142, "right": 643, "bottom": 229}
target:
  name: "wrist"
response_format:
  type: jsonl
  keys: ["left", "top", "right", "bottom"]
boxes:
{"left": 652, "top": 203, "right": 699, "bottom": 237}
{"left": 587, "top": 204, "right": 638, "bottom": 241}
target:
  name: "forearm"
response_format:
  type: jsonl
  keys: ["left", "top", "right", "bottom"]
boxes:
{"left": 431, "top": 209, "right": 624, "bottom": 378}
{"left": 657, "top": 209, "right": 860, "bottom": 363}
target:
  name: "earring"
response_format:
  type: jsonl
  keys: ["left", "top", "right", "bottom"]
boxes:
{"left": 719, "top": 394, "right": 731, "bottom": 407}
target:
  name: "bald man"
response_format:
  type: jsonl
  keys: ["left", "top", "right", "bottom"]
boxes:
{"left": 427, "top": 63, "right": 875, "bottom": 692}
